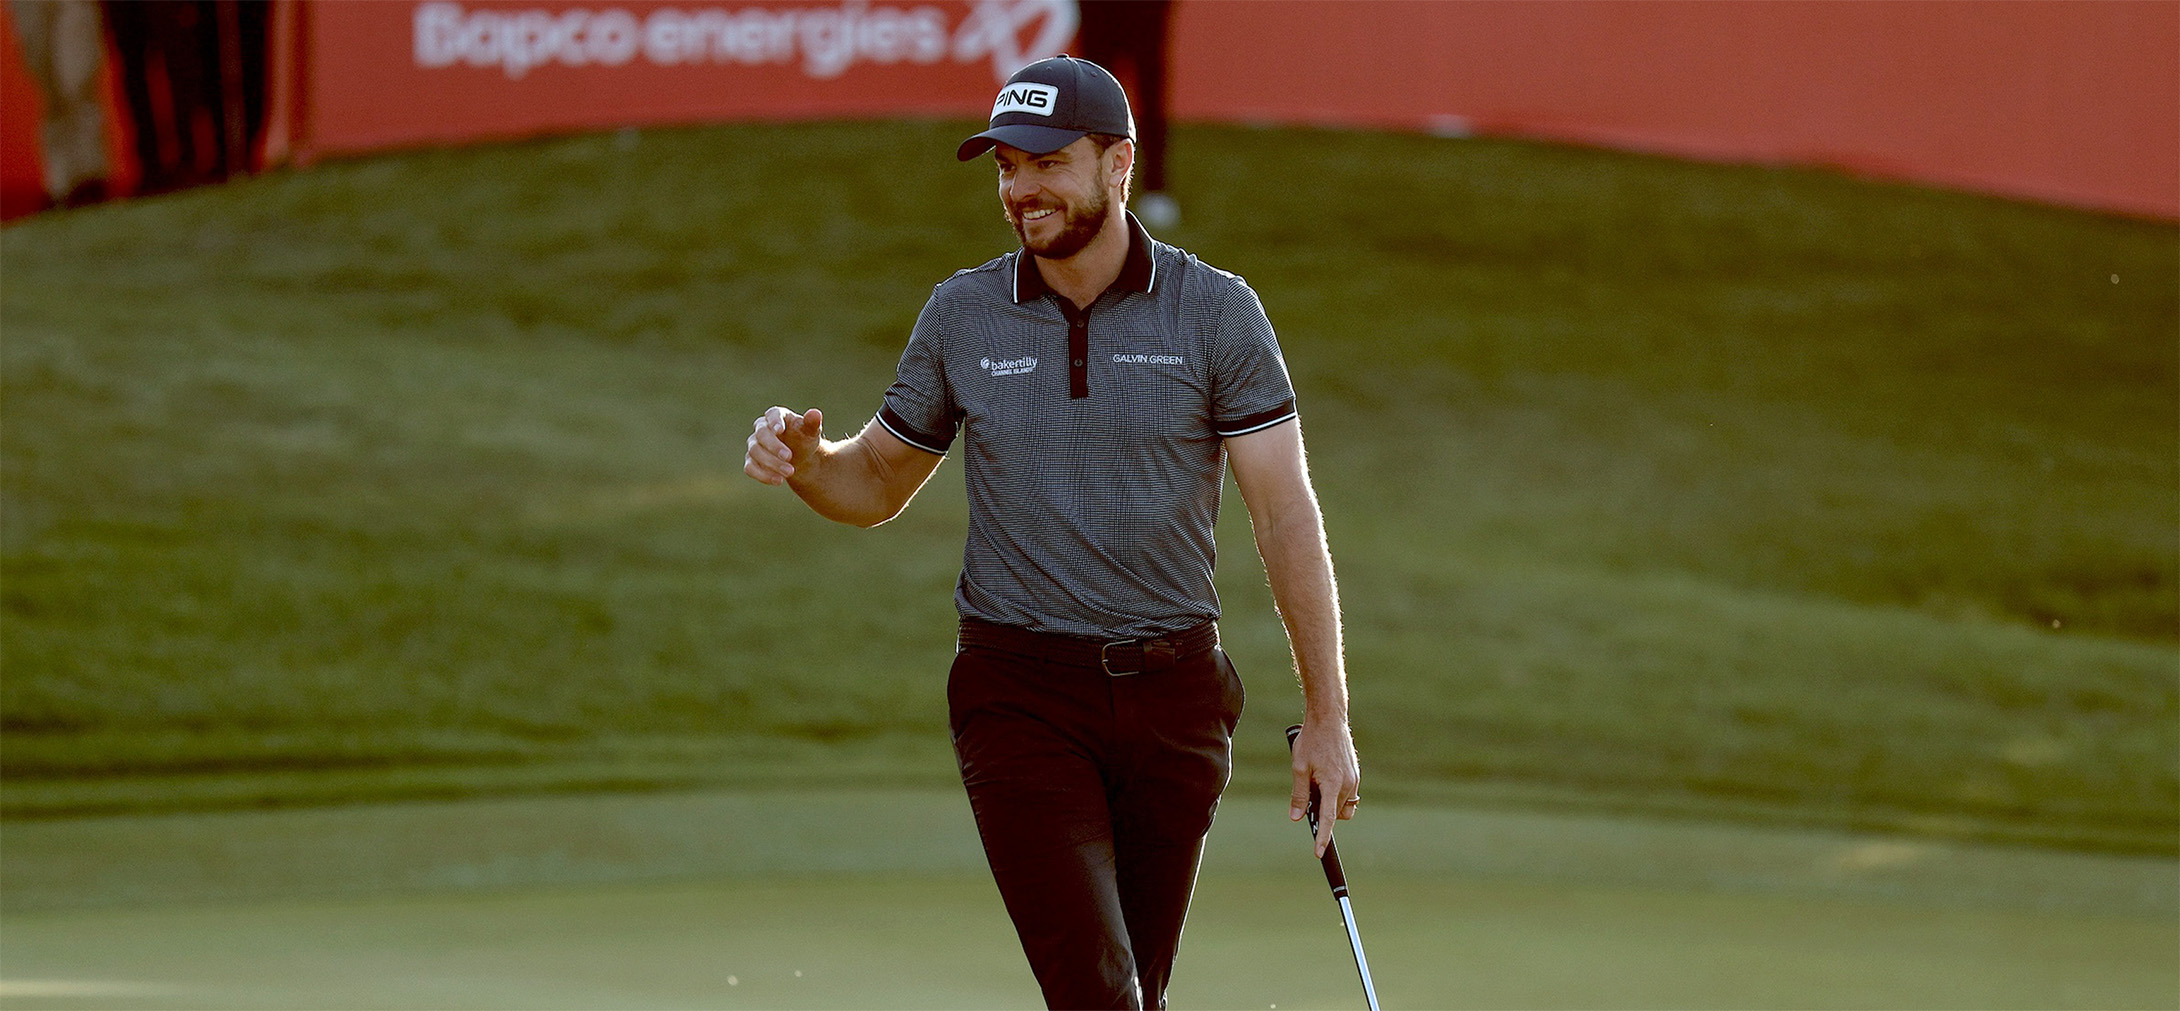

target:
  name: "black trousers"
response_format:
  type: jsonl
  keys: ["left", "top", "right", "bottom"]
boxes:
{"left": 948, "top": 622, "right": 1243, "bottom": 1010}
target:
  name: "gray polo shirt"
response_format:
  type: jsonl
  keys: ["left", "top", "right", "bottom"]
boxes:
{"left": 877, "top": 212, "right": 1298, "bottom": 639}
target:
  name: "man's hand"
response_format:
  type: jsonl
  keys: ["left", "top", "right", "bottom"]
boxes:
{"left": 1290, "top": 718, "right": 1361, "bottom": 857}
{"left": 745, "top": 407, "right": 824, "bottom": 486}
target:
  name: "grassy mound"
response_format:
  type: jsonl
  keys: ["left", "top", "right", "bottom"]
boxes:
{"left": 3, "top": 120, "right": 2173, "bottom": 851}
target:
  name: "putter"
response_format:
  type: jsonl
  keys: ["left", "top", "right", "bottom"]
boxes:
{"left": 1286, "top": 723, "right": 1382, "bottom": 1011}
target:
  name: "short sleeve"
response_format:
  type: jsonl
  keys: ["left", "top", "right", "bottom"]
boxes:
{"left": 877, "top": 289, "right": 961, "bottom": 456}
{"left": 1209, "top": 279, "right": 1298, "bottom": 437}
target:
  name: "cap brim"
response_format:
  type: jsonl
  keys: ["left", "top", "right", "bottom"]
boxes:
{"left": 956, "top": 124, "right": 1089, "bottom": 161}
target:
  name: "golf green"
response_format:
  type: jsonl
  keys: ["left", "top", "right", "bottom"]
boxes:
{"left": 2, "top": 789, "right": 2172, "bottom": 1009}
{"left": 2, "top": 871, "right": 2172, "bottom": 1009}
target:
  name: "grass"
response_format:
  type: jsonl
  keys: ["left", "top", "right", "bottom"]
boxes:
{"left": 5, "top": 873, "right": 2175, "bottom": 1009}
{"left": 7, "top": 871, "right": 2173, "bottom": 1009}
{"left": 4, "top": 791, "right": 2175, "bottom": 1007}
{"left": 1, "top": 120, "right": 2174, "bottom": 852}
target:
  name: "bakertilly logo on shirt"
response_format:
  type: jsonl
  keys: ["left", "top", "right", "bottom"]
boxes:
{"left": 980, "top": 356, "right": 1037, "bottom": 377}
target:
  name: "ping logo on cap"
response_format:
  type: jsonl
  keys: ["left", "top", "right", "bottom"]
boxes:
{"left": 992, "top": 83, "right": 1059, "bottom": 118}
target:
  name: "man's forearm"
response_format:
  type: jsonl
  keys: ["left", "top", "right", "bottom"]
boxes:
{"left": 789, "top": 437, "right": 904, "bottom": 528}
{"left": 1255, "top": 495, "right": 1348, "bottom": 719}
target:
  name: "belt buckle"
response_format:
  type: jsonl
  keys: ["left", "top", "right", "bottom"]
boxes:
{"left": 1099, "top": 638, "right": 1140, "bottom": 676}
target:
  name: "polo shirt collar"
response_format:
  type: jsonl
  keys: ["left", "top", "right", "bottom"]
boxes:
{"left": 1012, "top": 210, "right": 1157, "bottom": 305}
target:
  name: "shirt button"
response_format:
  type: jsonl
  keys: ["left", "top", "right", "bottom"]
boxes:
{"left": 1073, "top": 359, "right": 1084, "bottom": 367}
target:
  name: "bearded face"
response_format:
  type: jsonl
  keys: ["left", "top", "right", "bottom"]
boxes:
{"left": 1008, "top": 178, "right": 1111, "bottom": 260}
{"left": 995, "top": 137, "right": 1124, "bottom": 262}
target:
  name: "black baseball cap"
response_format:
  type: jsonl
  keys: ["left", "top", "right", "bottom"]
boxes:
{"left": 956, "top": 56, "right": 1136, "bottom": 161}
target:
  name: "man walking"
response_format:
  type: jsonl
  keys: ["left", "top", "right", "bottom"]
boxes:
{"left": 743, "top": 56, "right": 1360, "bottom": 1010}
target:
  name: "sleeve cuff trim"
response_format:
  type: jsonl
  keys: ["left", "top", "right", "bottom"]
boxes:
{"left": 877, "top": 407, "right": 952, "bottom": 456}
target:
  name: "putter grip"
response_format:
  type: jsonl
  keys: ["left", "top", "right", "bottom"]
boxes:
{"left": 1285, "top": 724, "right": 1351, "bottom": 895}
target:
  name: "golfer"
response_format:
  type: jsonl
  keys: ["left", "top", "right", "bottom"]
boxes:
{"left": 743, "top": 55, "right": 1360, "bottom": 1010}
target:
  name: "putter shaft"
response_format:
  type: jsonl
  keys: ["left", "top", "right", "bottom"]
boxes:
{"left": 1336, "top": 893, "right": 1381, "bottom": 1011}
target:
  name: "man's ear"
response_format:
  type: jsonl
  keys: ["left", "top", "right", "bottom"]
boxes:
{"left": 1108, "top": 139, "right": 1136, "bottom": 190}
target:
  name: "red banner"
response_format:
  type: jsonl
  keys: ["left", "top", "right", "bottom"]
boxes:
{"left": 6, "top": 1, "right": 2175, "bottom": 220}
{"left": 295, "top": 0, "right": 1076, "bottom": 157}
{"left": 1166, "top": 1, "right": 2178, "bottom": 221}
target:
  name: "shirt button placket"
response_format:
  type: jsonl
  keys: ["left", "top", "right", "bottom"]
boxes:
{"left": 1065, "top": 303, "right": 1090, "bottom": 400}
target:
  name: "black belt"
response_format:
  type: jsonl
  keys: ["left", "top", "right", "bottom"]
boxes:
{"left": 957, "top": 619, "right": 1219, "bottom": 676}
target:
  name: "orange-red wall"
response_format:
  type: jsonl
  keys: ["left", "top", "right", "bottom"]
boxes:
{"left": 6, "top": 1, "right": 2175, "bottom": 220}
{"left": 0, "top": 9, "right": 44, "bottom": 219}
{"left": 1168, "top": 0, "right": 2178, "bottom": 219}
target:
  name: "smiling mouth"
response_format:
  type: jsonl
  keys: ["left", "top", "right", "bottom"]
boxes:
{"left": 1018, "top": 206, "right": 1058, "bottom": 223}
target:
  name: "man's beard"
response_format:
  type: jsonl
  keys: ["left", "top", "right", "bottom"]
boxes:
{"left": 1010, "top": 185, "right": 1110, "bottom": 260}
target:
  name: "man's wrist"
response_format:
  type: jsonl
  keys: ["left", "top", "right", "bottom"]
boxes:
{"left": 1301, "top": 695, "right": 1350, "bottom": 726}
{"left": 784, "top": 439, "right": 830, "bottom": 490}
